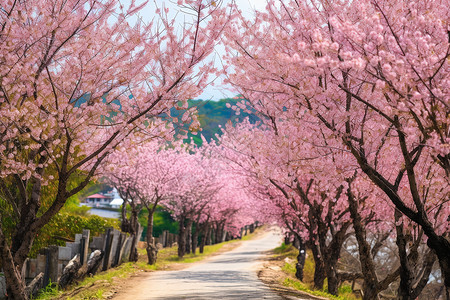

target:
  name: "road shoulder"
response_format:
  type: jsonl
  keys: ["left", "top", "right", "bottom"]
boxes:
{"left": 257, "top": 250, "right": 328, "bottom": 300}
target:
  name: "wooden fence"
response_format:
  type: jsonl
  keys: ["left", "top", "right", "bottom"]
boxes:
{"left": 0, "top": 227, "right": 138, "bottom": 299}
{"left": 0, "top": 223, "right": 258, "bottom": 299}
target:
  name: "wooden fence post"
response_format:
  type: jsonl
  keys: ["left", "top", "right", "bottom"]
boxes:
{"left": 80, "top": 229, "right": 90, "bottom": 266}
{"left": 102, "top": 228, "right": 114, "bottom": 271}
{"left": 43, "top": 246, "right": 58, "bottom": 287}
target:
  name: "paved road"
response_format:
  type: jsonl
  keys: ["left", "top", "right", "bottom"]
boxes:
{"left": 115, "top": 227, "right": 283, "bottom": 299}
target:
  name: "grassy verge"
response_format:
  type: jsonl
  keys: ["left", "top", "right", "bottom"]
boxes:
{"left": 34, "top": 228, "right": 262, "bottom": 299}
{"left": 272, "top": 243, "right": 360, "bottom": 300}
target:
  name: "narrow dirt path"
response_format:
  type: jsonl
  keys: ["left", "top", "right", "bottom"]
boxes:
{"left": 112, "top": 227, "right": 295, "bottom": 299}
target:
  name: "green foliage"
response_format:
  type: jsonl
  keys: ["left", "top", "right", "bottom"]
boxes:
{"left": 32, "top": 281, "right": 59, "bottom": 299}
{"left": 31, "top": 212, "right": 119, "bottom": 257}
{"left": 139, "top": 207, "right": 178, "bottom": 241}
{"left": 166, "top": 97, "right": 260, "bottom": 146}
{"left": 152, "top": 208, "right": 178, "bottom": 236}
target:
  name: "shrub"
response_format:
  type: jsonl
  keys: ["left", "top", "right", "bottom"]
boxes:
{"left": 30, "top": 212, "right": 119, "bottom": 257}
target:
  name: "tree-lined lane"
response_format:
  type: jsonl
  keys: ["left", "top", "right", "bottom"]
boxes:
{"left": 114, "top": 228, "right": 284, "bottom": 299}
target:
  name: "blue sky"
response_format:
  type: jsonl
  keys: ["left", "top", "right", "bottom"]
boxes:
{"left": 126, "top": 0, "right": 266, "bottom": 100}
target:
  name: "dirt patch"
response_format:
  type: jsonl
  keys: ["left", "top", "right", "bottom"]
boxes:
{"left": 257, "top": 250, "right": 327, "bottom": 300}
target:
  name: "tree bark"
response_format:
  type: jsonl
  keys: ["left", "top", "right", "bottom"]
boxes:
{"left": 146, "top": 208, "right": 158, "bottom": 265}
{"left": 347, "top": 185, "right": 380, "bottom": 300}
{"left": 192, "top": 222, "right": 199, "bottom": 255}
{"left": 200, "top": 224, "right": 211, "bottom": 253}
{"left": 285, "top": 232, "right": 292, "bottom": 246}
{"left": 305, "top": 205, "right": 325, "bottom": 290}
{"left": 293, "top": 235, "right": 306, "bottom": 281}
{"left": 309, "top": 239, "right": 325, "bottom": 290}
{"left": 178, "top": 215, "right": 186, "bottom": 258}
{"left": 0, "top": 228, "right": 27, "bottom": 300}
{"left": 25, "top": 272, "right": 44, "bottom": 298}
{"left": 395, "top": 209, "right": 414, "bottom": 299}
{"left": 129, "top": 216, "right": 140, "bottom": 262}
{"left": 185, "top": 221, "right": 192, "bottom": 255}
{"left": 215, "top": 222, "right": 222, "bottom": 244}
{"left": 427, "top": 237, "right": 450, "bottom": 299}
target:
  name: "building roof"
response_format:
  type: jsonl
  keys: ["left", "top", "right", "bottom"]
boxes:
{"left": 86, "top": 193, "right": 111, "bottom": 199}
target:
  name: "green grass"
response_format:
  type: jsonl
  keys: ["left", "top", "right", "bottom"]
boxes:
{"left": 273, "top": 242, "right": 295, "bottom": 254}
{"left": 64, "top": 288, "right": 104, "bottom": 300}
{"left": 273, "top": 243, "right": 360, "bottom": 300}
{"left": 283, "top": 278, "right": 357, "bottom": 300}
{"left": 32, "top": 281, "right": 59, "bottom": 299}
{"left": 35, "top": 228, "right": 262, "bottom": 299}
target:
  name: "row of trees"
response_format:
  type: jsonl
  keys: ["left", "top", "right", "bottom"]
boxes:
{"left": 0, "top": 0, "right": 229, "bottom": 298}
{"left": 215, "top": 0, "right": 448, "bottom": 299}
{"left": 101, "top": 139, "right": 257, "bottom": 264}
{"left": 1, "top": 0, "right": 447, "bottom": 299}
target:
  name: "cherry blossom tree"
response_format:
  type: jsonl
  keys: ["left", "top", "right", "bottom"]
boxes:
{"left": 163, "top": 149, "right": 218, "bottom": 257}
{"left": 223, "top": 0, "right": 449, "bottom": 297}
{"left": 216, "top": 104, "right": 439, "bottom": 297}
{"left": 199, "top": 145, "right": 259, "bottom": 250}
{"left": 216, "top": 119, "right": 361, "bottom": 294}
{"left": 102, "top": 140, "right": 181, "bottom": 264}
{"left": 0, "top": 0, "right": 227, "bottom": 297}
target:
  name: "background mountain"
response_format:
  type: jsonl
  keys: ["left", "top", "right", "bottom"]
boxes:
{"left": 170, "top": 96, "right": 261, "bottom": 146}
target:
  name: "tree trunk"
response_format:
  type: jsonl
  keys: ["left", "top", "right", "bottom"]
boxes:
{"left": 315, "top": 210, "right": 339, "bottom": 296}
{"left": 285, "top": 232, "right": 292, "bottom": 246}
{"left": 25, "top": 272, "right": 44, "bottom": 298}
{"left": 0, "top": 230, "right": 27, "bottom": 300}
{"left": 327, "top": 271, "right": 339, "bottom": 296}
{"left": 192, "top": 223, "right": 199, "bottom": 255}
{"left": 324, "top": 224, "right": 350, "bottom": 296}
{"left": 395, "top": 209, "right": 414, "bottom": 299}
{"left": 294, "top": 235, "right": 306, "bottom": 281}
{"left": 178, "top": 215, "right": 186, "bottom": 258}
{"left": 129, "top": 233, "right": 138, "bottom": 262}
{"left": 86, "top": 250, "right": 104, "bottom": 275}
{"left": 347, "top": 184, "right": 379, "bottom": 300}
{"left": 123, "top": 203, "right": 140, "bottom": 262}
{"left": 146, "top": 209, "right": 158, "bottom": 265}
{"left": 200, "top": 224, "right": 210, "bottom": 253}
{"left": 210, "top": 227, "right": 216, "bottom": 245}
{"left": 427, "top": 236, "right": 450, "bottom": 299}
{"left": 219, "top": 223, "right": 226, "bottom": 242}
{"left": 121, "top": 201, "right": 130, "bottom": 232}
{"left": 310, "top": 241, "right": 325, "bottom": 290}
{"left": 215, "top": 223, "right": 222, "bottom": 244}
{"left": 185, "top": 220, "right": 192, "bottom": 255}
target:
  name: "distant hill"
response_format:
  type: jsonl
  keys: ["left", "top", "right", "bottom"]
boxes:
{"left": 170, "top": 96, "right": 261, "bottom": 146}
{"left": 72, "top": 93, "right": 260, "bottom": 146}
